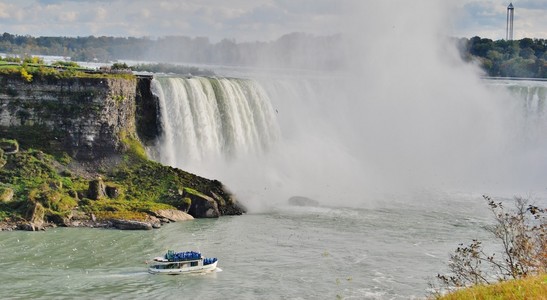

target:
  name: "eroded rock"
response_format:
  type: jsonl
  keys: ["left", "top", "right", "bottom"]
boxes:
{"left": 111, "top": 219, "right": 153, "bottom": 230}
{"left": 153, "top": 209, "right": 194, "bottom": 222}
{"left": 184, "top": 188, "right": 220, "bottom": 218}
{"left": 88, "top": 178, "right": 106, "bottom": 200}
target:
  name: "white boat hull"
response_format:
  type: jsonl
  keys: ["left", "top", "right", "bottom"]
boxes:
{"left": 148, "top": 261, "right": 218, "bottom": 275}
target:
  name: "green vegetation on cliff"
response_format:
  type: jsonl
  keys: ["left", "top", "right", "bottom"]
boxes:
{"left": 0, "top": 137, "right": 243, "bottom": 229}
{"left": 0, "top": 55, "right": 135, "bottom": 82}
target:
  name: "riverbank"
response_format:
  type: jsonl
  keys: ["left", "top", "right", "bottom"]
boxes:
{"left": 435, "top": 274, "right": 547, "bottom": 300}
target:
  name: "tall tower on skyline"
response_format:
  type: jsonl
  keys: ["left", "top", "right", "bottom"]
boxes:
{"left": 506, "top": 3, "right": 514, "bottom": 40}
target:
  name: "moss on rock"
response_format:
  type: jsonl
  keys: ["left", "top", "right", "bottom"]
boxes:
{"left": 0, "top": 139, "right": 245, "bottom": 230}
{"left": 0, "top": 186, "right": 14, "bottom": 203}
{"left": 0, "top": 139, "right": 19, "bottom": 154}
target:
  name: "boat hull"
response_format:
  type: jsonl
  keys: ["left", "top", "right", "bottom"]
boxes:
{"left": 148, "top": 261, "right": 218, "bottom": 275}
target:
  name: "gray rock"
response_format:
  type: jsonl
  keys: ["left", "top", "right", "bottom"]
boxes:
{"left": 0, "top": 139, "right": 19, "bottom": 154}
{"left": 105, "top": 185, "right": 120, "bottom": 198}
{"left": 288, "top": 196, "right": 319, "bottom": 207}
{"left": 88, "top": 178, "right": 106, "bottom": 200}
{"left": 184, "top": 189, "right": 220, "bottom": 218}
{"left": 18, "top": 223, "right": 36, "bottom": 231}
{"left": 153, "top": 209, "right": 194, "bottom": 222}
{"left": 111, "top": 219, "right": 153, "bottom": 230}
{"left": 18, "top": 222, "right": 45, "bottom": 231}
{"left": 27, "top": 202, "right": 45, "bottom": 229}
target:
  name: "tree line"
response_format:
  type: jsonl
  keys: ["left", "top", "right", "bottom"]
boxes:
{"left": 457, "top": 36, "right": 546, "bottom": 78}
{"left": 1, "top": 32, "right": 546, "bottom": 77}
{"left": 0, "top": 32, "right": 345, "bottom": 71}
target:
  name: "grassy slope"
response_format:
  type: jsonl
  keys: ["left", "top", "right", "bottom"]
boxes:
{"left": 437, "top": 274, "right": 547, "bottom": 300}
{"left": 0, "top": 138, "right": 176, "bottom": 223}
{"left": 0, "top": 125, "right": 237, "bottom": 226}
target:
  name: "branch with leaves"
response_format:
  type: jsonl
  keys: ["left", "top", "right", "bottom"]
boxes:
{"left": 433, "top": 195, "right": 546, "bottom": 296}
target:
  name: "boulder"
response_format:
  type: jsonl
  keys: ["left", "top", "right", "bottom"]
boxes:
{"left": 288, "top": 196, "right": 319, "bottom": 207}
{"left": 0, "top": 139, "right": 19, "bottom": 155}
{"left": 105, "top": 185, "right": 120, "bottom": 199}
{"left": 87, "top": 178, "right": 106, "bottom": 200}
{"left": 45, "top": 213, "right": 70, "bottom": 227}
{"left": 26, "top": 202, "right": 46, "bottom": 230}
{"left": 0, "top": 187, "right": 14, "bottom": 203}
{"left": 18, "top": 223, "right": 39, "bottom": 231}
{"left": 153, "top": 209, "right": 194, "bottom": 222}
{"left": 111, "top": 219, "right": 153, "bottom": 230}
{"left": 147, "top": 216, "right": 162, "bottom": 229}
{"left": 184, "top": 188, "right": 220, "bottom": 218}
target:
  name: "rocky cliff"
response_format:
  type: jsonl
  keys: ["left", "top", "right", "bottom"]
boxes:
{"left": 0, "top": 75, "right": 145, "bottom": 160}
{"left": 0, "top": 73, "right": 245, "bottom": 231}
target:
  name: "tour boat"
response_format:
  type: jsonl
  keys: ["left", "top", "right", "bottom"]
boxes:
{"left": 148, "top": 250, "right": 218, "bottom": 275}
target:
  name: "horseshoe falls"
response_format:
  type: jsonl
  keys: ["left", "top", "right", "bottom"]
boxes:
{"left": 151, "top": 74, "right": 547, "bottom": 211}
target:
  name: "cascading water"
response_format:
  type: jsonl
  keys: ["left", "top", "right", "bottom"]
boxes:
{"left": 151, "top": 73, "right": 547, "bottom": 210}
{"left": 493, "top": 80, "right": 546, "bottom": 117}
{"left": 151, "top": 76, "right": 280, "bottom": 175}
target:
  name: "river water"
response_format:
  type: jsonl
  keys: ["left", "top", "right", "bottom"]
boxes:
{"left": 1, "top": 192, "right": 517, "bottom": 299}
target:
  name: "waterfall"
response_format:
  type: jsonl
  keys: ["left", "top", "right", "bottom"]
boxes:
{"left": 487, "top": 80, "right": 547, "bottom": 150}
{"left": 508, "top": 82, "right": 546, "bottom": 117}
{"left": 151, "top": 74, "right": 547, "bottom": 209}
{"left": 151, "top": 76, "right": 280, "bottom": 172}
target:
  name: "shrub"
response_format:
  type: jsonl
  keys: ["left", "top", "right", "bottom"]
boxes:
{"left": 23, "top": 56, "right": 44, "bottom": 65}
{"left": 432, "top": 196, "right": 546, "bottom": 296}
{"left": 20, "top": 68, "right": 33, "bottom": 82}
{"left": 111, "top": 62, "right": 129, "bottom": 70}
{"left": 52, "top": 61, "right": 80, "bottom": 68}
{"left": 2, "top": 56, "right": 21, "bottom": 63}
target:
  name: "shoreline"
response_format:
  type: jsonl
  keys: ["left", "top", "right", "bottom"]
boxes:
{"left": 0, "top": 212, "right": 195, "bottom": 232}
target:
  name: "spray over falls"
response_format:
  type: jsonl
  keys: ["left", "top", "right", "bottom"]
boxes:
{"left": 147, "top": 1, "right": 547, "bottom": 209}
{"left": 150, "top": 72, "right": 547, "bottom": 210}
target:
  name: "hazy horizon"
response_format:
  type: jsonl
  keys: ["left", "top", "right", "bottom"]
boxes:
{"left": 1, "top": 0, "right": 546, "bottom": 42}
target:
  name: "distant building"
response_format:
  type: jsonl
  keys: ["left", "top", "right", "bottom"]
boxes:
{"left": 506, "top": 3, "right": 514, "bottom": 40}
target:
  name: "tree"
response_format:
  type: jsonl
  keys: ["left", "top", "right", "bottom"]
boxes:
{"left": 519, "top": 38, "right": 534, "bottom": 49}
{"left": 520, "top": 47, "right": 536, "bottom": 60}
{"left": 433, "top": 196, "right": 546, "bottom": 294}
{"left": 469, "top": 37, "right": 494, "bottom": 57}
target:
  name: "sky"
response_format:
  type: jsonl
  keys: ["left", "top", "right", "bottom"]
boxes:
{"left": 0, "top": 0, "right": 546, "bottom": 41}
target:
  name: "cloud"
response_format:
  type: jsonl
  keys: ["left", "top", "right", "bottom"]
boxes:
{"left": 0, "top": 0, "right": 546, "bottom": 40}
{"left": 453, "top": 0, "right": 547, "bottom": 39}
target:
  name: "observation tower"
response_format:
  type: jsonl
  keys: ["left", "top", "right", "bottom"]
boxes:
{"left": 506, "top": 3, "right": 514, "bottom": 40}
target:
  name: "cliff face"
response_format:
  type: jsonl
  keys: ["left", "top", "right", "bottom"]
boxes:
{"left": 0, "top": 73, "right": 244, "bottom": 230}
{"left": 135, "top": 76, "right": 161, "bottom": 146}
{"left": 0, "top": 75, "right": 154, "bottom": 160}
